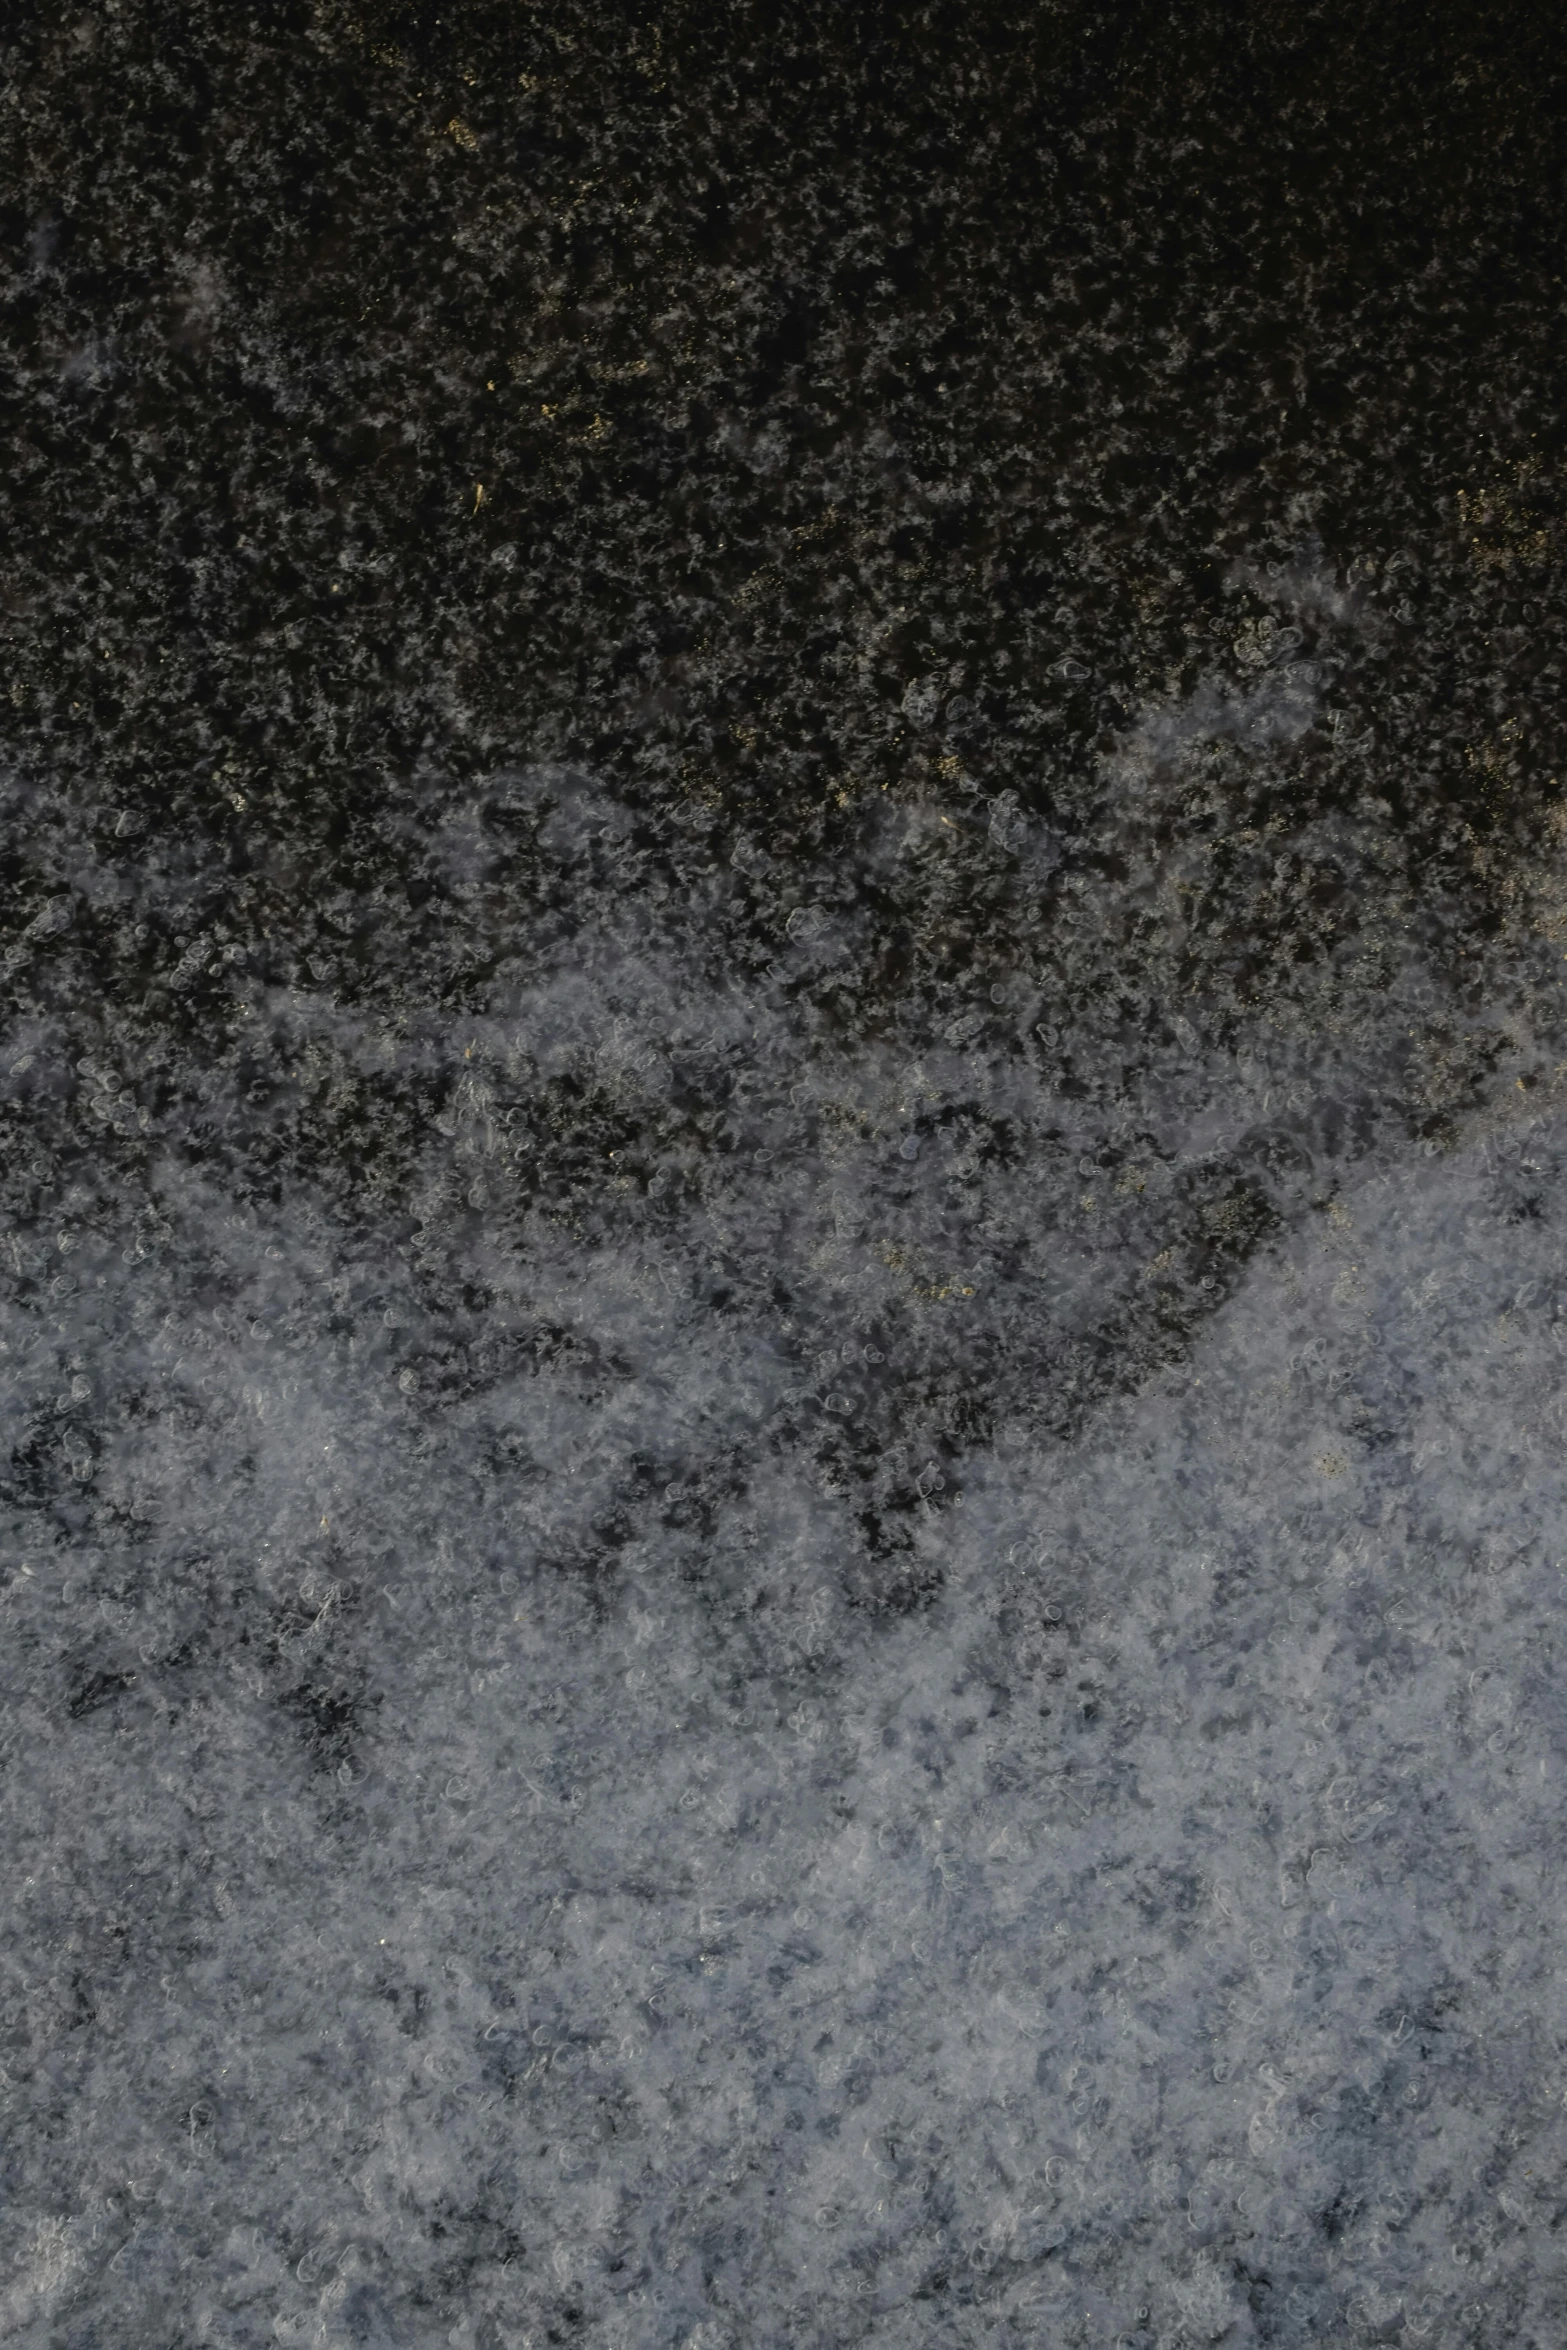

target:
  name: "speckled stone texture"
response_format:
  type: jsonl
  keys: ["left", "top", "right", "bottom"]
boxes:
{"left": 4, "top": 3, "right": 1567, "bottom": 2346}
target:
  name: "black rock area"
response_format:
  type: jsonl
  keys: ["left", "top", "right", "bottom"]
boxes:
{"left": 4, "top": 4, "right": 1567, "bottom": 2345}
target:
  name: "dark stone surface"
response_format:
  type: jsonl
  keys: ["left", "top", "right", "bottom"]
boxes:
{"left": 3, "top": 3, "right": 1567, "bottom": 2344}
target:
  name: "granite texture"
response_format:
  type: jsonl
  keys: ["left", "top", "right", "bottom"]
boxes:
{"left": 4, "top": 3, "right": 1567, "bottom": 2345}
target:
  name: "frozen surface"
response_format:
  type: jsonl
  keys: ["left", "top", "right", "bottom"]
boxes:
{"left": 5, "top": 2, "right": 1567, "bottom": 2345}
{"left": 5, "top": 786, "right": 1567, "bottom": 2349}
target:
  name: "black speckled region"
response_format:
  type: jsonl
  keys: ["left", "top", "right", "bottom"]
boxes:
{"left": 4, "top": 3, "right": 1567, "bottom": 2345}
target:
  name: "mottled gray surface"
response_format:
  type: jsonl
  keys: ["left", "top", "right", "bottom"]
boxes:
{"left": 6, "top": 2, "right": 1567, "bottom": 2345}
{"left": 6, "top": 763, "right": 1567, "bottom": 2350}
